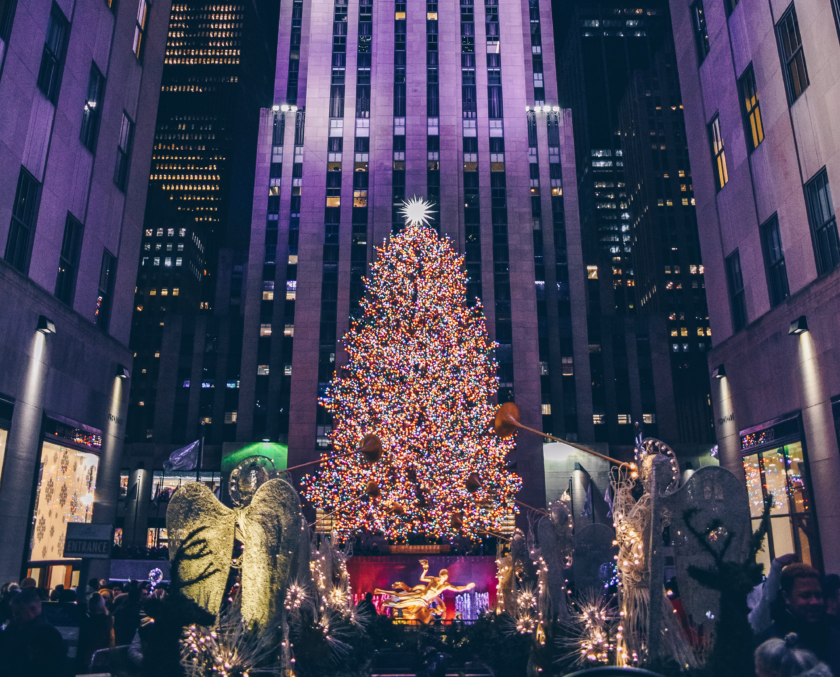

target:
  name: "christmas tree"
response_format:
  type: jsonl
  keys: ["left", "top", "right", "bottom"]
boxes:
{"left": 302, "top": 198, "right": 521, "bottom": 540}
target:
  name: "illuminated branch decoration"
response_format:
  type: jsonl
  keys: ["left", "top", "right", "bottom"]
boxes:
{"left": 302, "top": 204, "right": 520, "bottom": 540}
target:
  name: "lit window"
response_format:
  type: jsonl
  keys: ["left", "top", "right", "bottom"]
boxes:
{"left": 587, "top": 265, "right": 598, "bottom": 279}
{"left": 593, "top": 414, "right": 605, "bottom": 424}
{"left": 224, "top": 411, "right": 237, "bottom": 424}
{"left": 133, "top": 0, "right": 150, "bottom": 59}
{"left": 165, "top": 257, "right": 172, "bottom": 266}
{"left": 643, "top": 413, "right": 656, "bottom": 424}
{"left": 153, "top": 257, "right": 160, "bottom": 266}
{"left": 257, "top": 364, "right": 269, "bottom": 375}
{"left": 260, "top": 323, "right": 272, "bottom": 336}
{"left": 161, "top": 288, "right": 168, "bottom": 296}
{"left": 739, "top": 64, "right": 764, "bottom": 151}
{"left": 561, "top": 357, "right": 574, "bottom": 375}
{"left": 176, "top": 257, "right": 182, "bottom": 266}
{"left": 539, "top": 361, "right": 549, "bottom": 375}
{"left": 541, "top": 404, "right": 551, "bottom": 415}
{"left": 284, "top": 324, "right": 294, "bottom": 336}
{"left": 617, "top": 414, "right": 630, "bottom": 424}
{"left": 173, "top": 288, "right": 179, "bottom": 296}
{"left": 708, "top": 114, "right": 728, "bottom": 190}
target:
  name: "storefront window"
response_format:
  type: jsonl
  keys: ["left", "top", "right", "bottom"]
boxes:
{"left": 30, "top": 441, "right": 99, "bottom": 562}
{"left": 147, "top": 527, "right": 169, "bottom": 548}
{"left": 744, "top": 441, "right": 816, "bottom": 572}
{"left": 119, "top": 471, "right": 129, "bottom": 498}
{"left": 151, "top": 470, "right": 220, "bottom": 503}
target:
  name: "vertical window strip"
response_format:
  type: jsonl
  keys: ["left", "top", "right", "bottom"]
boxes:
{"left": 485, "top": 0, "right": 513, "bottom": 402}
{"left": 287, "top": 0, "right": 304, "bottom": 104}
{"left": 5, "top": 167, "right": 41, "bottom": 273}
{"left": 426, "top": 0, "right": 439, "bottom": 229}
{"left": 759, "top": 214, "right": 789, "bottom": 307}
{"left": 462, "top": 0, "right": 481, "bottom": 305}
{"left": 776, "top": 5, "right": 809, "bottom": 104}
{"left": 725, "top": 250, "right": 747, "bottom": 332}
{"left": 350, "top": 0, "right": 372, "bottom": 319}
{"left": 392, "top": 0, "right": 407, "bottom": 232}
{"left": 708, "top": 114, "right": 727, "bottom": 190}
{"left": 37, "top": 4, "right": 69, "bottom": 102}
{"left": 738, "top": 65, "right": 763, "bottom": 151}
{"left": 691, "top": 0, "right": 709, "bottom": 62}
{"left": 805, "top": 168, "right": 840, "bottom": 275}
{"left": 315, "top": 0, "right": 350, "bottom": 446}
{"left": 55, "top": 213, "right": 83, "bottom": 304}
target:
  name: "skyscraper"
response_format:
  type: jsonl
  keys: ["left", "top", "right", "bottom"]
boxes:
{"left": 123, "top": 0, "right": 277, "bottom": 446}
{"left": 618, "top": 37, "right": 713, "bottom": 444}
{"left": 670, "top": 0, "right": 840, "bottom": 570}
{"left": 554, "top": 0, "right": 714, "bottom": 450}
{"left": 0, "top": 0, "right": 169, "bottom": 583}
{"left": 234, "top": 0, "right": 594, "bottom": 508}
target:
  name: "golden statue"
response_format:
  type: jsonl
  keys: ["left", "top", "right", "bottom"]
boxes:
{"left": 375, "top": 559, "right": 475, "bottom": 624}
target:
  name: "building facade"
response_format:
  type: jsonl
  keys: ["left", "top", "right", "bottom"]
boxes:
{"left": 670, "top": 0, "right": 840, "bottom": 571}
{"left": 230, "top": 0, "right": 594, "bottom": 510}
{"left": 0, "top": 0, "right": 169, "bottom": 584}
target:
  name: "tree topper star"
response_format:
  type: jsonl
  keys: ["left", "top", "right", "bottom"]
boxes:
{"left": 400, "top": 197, "right": 436, "bottom": 227}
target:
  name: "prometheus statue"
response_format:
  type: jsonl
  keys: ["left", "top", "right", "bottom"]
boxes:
{"left": 375, "top": 559, "right": 475, "bottom": 624}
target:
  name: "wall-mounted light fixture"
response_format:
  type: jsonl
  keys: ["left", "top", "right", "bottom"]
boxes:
{"left": 116, "top": 364, "right": 131, "bottom": 379}
{"left": 711, "top": 364, "right": 726, "bottom": 379}
{"left": 789, "top": 315, "right": 809, "bottom": 335}
{"left": 37, "top": 315, "right": 56, "bottom": 335}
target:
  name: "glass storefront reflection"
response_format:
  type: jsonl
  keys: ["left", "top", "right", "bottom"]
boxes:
{"left": 30, "top": 441, "right": 99, "bottom": 562}
{"left": 742, "top": 441, "right": 817, "bottom": 567}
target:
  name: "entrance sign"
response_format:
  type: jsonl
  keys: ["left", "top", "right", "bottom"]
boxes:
{"left": 63, "top": 523, "right": 113, "bottom": 559}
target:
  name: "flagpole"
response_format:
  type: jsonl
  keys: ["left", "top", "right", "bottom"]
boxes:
{"left": 198, "top": 421, "right": 205, "bottom": 483}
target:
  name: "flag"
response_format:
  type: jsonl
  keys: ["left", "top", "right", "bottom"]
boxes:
{"left": 163, "top": 440, "right": 200, "bottom": 471}
{"left": 581, "top": 483, "right": 592, "bottom": 518}
{"left": 605, "top": 485, "right": 613, "bottom": 518}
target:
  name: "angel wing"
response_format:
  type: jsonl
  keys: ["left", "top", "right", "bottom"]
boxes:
{"left": 239, "top": 478, "right": 307, "bottom": 628}
{"left": 166, "top": 482, "right": 237, "bottom": 616}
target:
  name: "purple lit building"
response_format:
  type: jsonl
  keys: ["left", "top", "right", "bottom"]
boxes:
{"left": 0, "top": 0, "right": 169, "bottom": 584}
{"left": 670, "top": 0, "right": 840, "bottom": 571}
{"left": 235, "top": 0, "right": 594, "bottom": 509}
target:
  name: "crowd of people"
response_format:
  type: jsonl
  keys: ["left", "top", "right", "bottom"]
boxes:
{"left": 0, "top": 555, "right": 839, "bottom": 676}
{"left": 0, "top": 576, "right": 164, "bottom": 676}
{"left": 751, "top": 558, "right": 840, "bottom": 677}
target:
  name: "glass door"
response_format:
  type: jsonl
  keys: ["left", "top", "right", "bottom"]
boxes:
{"left": 744, "top": 441, "right": 819, "bottom": 572}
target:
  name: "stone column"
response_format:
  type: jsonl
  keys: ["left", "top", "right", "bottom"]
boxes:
{"left": 0, "top": 333, "right": 49, "bottom": 585}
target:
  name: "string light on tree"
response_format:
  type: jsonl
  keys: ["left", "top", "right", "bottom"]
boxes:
{"left": 302, "top": 199, "right": 520, "bottom": 540}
